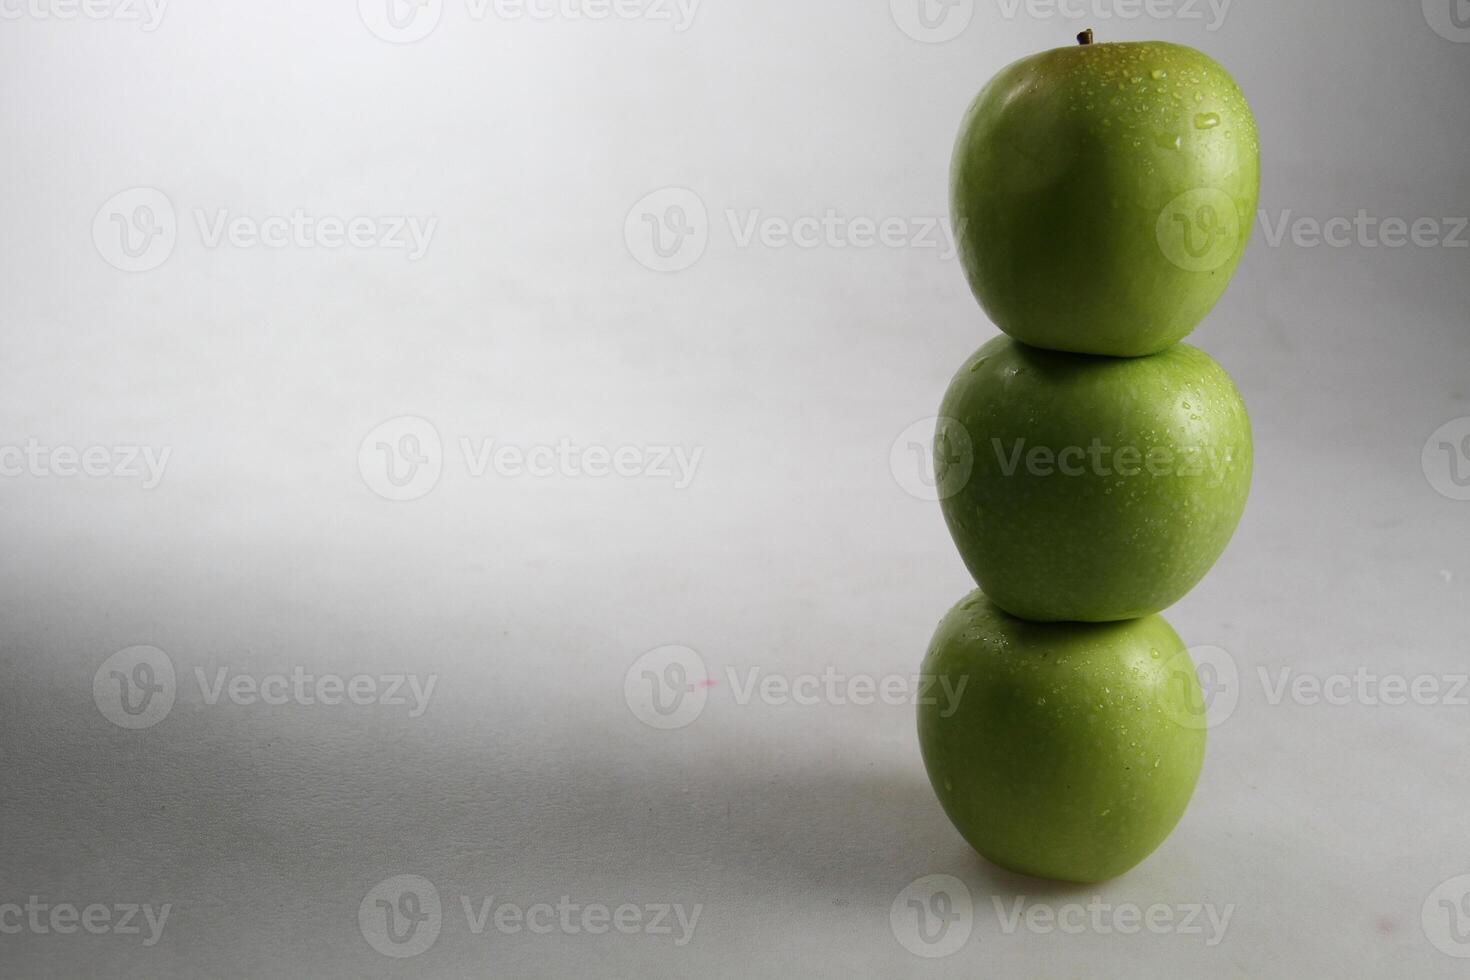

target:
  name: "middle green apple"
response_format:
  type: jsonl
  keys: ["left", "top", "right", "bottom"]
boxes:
{"left": 936, "top": 335, "right": 1251, "bottom": 622}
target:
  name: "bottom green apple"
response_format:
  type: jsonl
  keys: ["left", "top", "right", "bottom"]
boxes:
{"left": 918, "top": 591, "right": 1206, "bottom": 883}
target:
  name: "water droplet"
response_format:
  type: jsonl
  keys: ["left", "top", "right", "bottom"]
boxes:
{"left": 1151, "top": 69, "right": 1166, "bottom": 80}
{"left": 1194, "top": 112, "right": 1221, "bottom": 130}
{"left": 1155, "top": 132, "right": 1182, "bottom": 151}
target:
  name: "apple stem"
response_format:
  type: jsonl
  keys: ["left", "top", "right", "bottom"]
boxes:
{"left": 1077, "top": 28, "right": 1094, "bottom": 44}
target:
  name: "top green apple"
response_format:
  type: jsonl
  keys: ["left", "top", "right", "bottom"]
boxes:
{"left": 951, "top": 35, "right": 1260, "bottom": 357}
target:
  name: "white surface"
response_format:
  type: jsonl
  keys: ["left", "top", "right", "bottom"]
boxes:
{"left": 2, "top": 2, "right": 1469, "bottom": 977}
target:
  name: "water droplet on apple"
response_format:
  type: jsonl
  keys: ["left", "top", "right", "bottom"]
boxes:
{"left": 1194, "top": 112, "right": 1221, "bottom": 130}
{"left": 1151, "top": 69, "right": 1166, "bottom": 80}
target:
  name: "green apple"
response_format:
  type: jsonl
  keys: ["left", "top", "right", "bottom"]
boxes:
{"left": 951, "top": 35, "right": 1260, "bottom": 357}
{"left": 936, "top": 335, "right": 1251, "bottom": 623}
{"left": 919, "top": 591, "right": 1206, "bottom": 883}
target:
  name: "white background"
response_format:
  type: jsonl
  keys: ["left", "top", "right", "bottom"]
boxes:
{"left": 1, "top": 0, "right": 1468, "bottom": 976}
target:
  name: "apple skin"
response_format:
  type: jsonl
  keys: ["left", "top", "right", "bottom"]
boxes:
{"left": 951, "top": 40, "right": 1260, "bottom": 357}
{"left": 919, "top": 591, "right": 1206, "bottom": 883}
{"left": 936, "top": 335, "right": 1251, "bottom": 623}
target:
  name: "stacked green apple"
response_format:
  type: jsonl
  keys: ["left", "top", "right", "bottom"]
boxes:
{"left": 918, "top": 32, "right": 1259, "bottom": 883}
